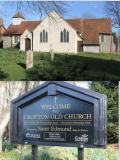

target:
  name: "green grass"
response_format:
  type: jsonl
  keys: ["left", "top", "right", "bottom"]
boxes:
{"left": 0, "top": 48, "right": 26, "bottom": 80}
{"left": 1, "top": 48, "right": 120, "bottom": 80}
{"left": 0, "top": 145, "right": 118, "bottom": 160}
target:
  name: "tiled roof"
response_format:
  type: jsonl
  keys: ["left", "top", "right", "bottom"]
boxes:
{"left": 4, "top": 17, "right": 112, "bottom": 45}
{"left": 67, "top": 18, "right": 112, "bottom": 44}
{"left": 3, "top": 21, "right": 41, "bottom": 35}
{"left": 12, "top": 12, "right": 25, "bottom": 19}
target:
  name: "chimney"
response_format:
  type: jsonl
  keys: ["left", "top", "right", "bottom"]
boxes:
{"left": 0, "top": 18, "right": 3, "bottom": 26}
{"left": 80, "top": 18, "right": 83, "bottom": 35}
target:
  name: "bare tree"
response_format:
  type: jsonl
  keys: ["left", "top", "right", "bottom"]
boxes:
{"left": 0, "top": 81, "right": 44, "bottom": 152}
{"left": 105, "top": 1, "right": 120, "bottom": 28}
{"left": 4, "top": 1, "right": 67, "bottom": 18}
{"left": 105, "top": 2, "right": 120, "bottom": 52}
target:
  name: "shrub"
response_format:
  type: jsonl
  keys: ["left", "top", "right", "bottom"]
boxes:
{"left": 91, "top": 82, "right": 119, "bottom": 144}
{"left": 107, "top": 123, "right": 119, "bottom": 143}
{"left": 26, "top": 54, "right": 86, "bottom": 80}
{"left": 2, "top": 137, "right": 17, "bottom": 152}
{"left": 27, "top": 61, "right": 54, "bottom": 80}
{"left": 40, "top": 152, "right": 54, "bottom": 160}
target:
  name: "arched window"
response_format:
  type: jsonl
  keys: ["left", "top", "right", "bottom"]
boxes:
{"left": 60, "top": 29, "right": 69, "bottom": 43}
{"left": 63, "top": 29, "right": 66, "bottom": 42}
{"left": 40, "top": 30, "right": 48, "bottom": 43}
{"left": 40, "top": 32, "right": 42, "bottom": 42}
{"left": 46, "top": 32, "right": 48, "bottom": 42}
{"left": 60, "top": 31, "right": 63, "bottom": 42}
{"left": 67, "top": 31, "right": 69, "bottom": 42}
{"left": 43, "top": 30, "right": 45, "bottom": 42}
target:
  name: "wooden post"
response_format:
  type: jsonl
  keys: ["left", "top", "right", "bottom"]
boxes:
{"left": 78, "top": 146, "right": 84, "bottom": 160}
{"left": 32, "top": 145, "right": 38, "bottom": 160}
{"left": 50, "top": 49, "right": 54, "bottom": 61}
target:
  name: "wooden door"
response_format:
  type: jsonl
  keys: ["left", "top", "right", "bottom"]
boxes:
{"left": 25, "top": 38, "right": 31, "bottom": 51}
{"left": 77, "top": 41, "right": 83, "bottom": 52}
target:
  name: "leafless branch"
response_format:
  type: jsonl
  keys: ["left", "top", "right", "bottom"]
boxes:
{"left": 105, "top": 1, "right": 120, "bottom": 28}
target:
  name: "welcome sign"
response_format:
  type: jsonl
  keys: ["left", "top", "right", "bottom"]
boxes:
{"left": 11, "top": 81, "right": 107, "bottom": 148}
{"left": 21, "top": 94, "right": 94, "bottom": 145}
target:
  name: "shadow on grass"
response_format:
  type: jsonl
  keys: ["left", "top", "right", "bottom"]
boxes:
{"left": 17, "top": 62, "right": 26, "bottom": 69}
{"left": 72, "top": 55, "right": 120, "bottom": 79}
{"left": 27, "top": 53, "right": 120, "bottom": 80}
{"left": 0, "top": 70, "right": 8, "bottom": 79}
{"left": 23, "top": 152, "right": 54, "bottom": 160}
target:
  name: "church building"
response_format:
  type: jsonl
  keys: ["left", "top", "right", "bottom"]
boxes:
{"left": 3, "top": 11, "right": 116, "bottom": 53}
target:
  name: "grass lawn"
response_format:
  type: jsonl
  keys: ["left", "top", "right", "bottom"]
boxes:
{"left": 1, "top": 48, "right": 120, "bottom": 80}
{"left": 0, "top": 49, "right": 26, "bottom": 80}
{"left": 0, "top": 145, "right": 118, "bottom": 160}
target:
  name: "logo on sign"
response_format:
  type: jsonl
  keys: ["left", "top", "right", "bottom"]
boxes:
{"left": 75, "top": 134, "right": 88, "bottom": 142}
{"left": 26, "top": 133, "right": 41, "bottom": 139}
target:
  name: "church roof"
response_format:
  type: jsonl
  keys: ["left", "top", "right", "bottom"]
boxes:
{"left": 66, "top": 18, "right": 112, "bottom": 45}
{"left": 4, "top": 14, "right": 112, "bottom": 45}
{"left": 3, "top": 21, "right": 41, "bottom": 35}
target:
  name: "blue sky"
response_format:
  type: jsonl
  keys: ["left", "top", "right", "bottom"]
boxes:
{"left": 0, "top": 1, "right": 117, "bottom": 32}
{"left": 65, "top": 1, "right": 105, "bottom": 19}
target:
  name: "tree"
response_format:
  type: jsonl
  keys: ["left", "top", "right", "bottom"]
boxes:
{"left": 3, "top": 1, "right": 67, "bottom": 17}
{"left": 0, "top": 81, "right": 43, "bottom": 152}
{"left": 105, "top": 1, "right": 120, "bottom": 28}
{"left": 90, "top": 81, "right": 119, "bottom": 144}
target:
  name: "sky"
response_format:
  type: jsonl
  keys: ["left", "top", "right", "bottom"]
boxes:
{"left": 65, "top": 1, "right": 105, "bottom": 19}
{"left": 0, "top": 1, "right": 117, "bottom": 32}
{"left": 68, "top": 81, "right": 90, "bottom": 89}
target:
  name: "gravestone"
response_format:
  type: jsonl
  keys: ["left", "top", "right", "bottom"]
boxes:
{"left": 26, "top": 50, "right": 33, "bottom": 69}
{"left": 11, "top": 81, "right": 107, "bottom": 160}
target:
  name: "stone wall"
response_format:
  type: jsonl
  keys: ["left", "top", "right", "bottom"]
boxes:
{"left": 3, "top": 36, "right": 12, "bottom": 48}
{"left": 0, "top": 18, "right": 5, "bottom": 48}
{"left": 99, "top": 34, "right": 116, "bottom": 53}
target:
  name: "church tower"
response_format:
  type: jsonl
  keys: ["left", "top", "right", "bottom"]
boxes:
{"left": 12, "top": 12, "right": 25, "bottom": 25}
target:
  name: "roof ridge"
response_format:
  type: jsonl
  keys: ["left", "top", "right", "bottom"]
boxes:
{"left": 23, "top": 20, "right": 41, "bottom": 22}
{"left": 66, "top": 18, "right": 111, "bottom": 20}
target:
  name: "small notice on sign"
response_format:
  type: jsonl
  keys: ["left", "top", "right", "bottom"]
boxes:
{"left": 44, "top": 132, "right": 66, "bottom": 141}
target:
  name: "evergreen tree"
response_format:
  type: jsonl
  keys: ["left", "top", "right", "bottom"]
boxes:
{"left": 90, "top": 81, "right": 118, "bottom": 144}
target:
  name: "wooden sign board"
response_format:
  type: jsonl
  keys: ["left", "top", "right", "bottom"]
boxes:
{"left": 10, "top": 81, "right": 107, "bottom": 148}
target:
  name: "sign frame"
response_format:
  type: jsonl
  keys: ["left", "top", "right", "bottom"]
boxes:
{"left": 10, "top": 81, "right": 107, "bottom": 148}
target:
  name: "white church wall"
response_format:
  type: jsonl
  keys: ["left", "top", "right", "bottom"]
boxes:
{"left": 20, "top": 30, "right": 32, "bottom": 51}
{"left": 83, "top": 46, "right": 100, "bottom": 53}
{"left": 12, "top": 18, "right": 24, "bottom": 25}
{"left": 33, "top": 12, "right": 82, "bottom": 53}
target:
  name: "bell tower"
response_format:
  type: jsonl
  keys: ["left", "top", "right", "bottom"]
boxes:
{"left": 12, "top": 12, "right": 25, "bottom": 25}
